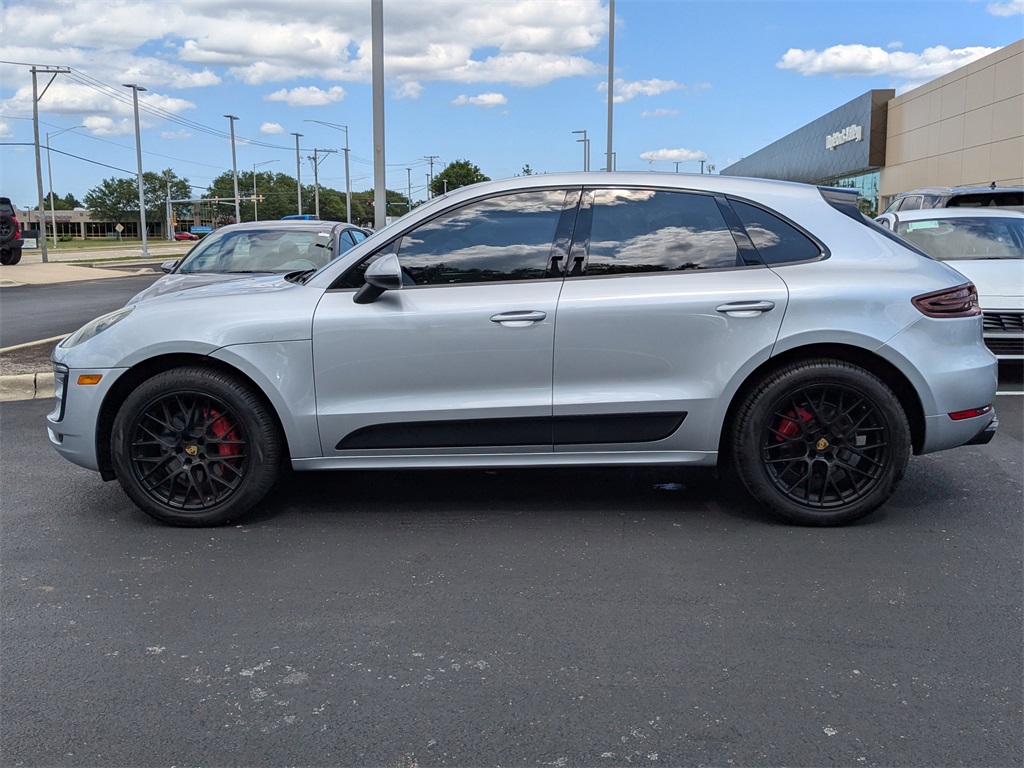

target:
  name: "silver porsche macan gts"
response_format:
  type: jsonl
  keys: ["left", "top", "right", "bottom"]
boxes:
{"left": 48, "top": 173, "right": 999, "bottom": 527}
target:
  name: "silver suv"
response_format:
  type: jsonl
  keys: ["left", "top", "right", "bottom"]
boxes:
{"left": 48, "top": 173, "right": 998, "bottom": 528}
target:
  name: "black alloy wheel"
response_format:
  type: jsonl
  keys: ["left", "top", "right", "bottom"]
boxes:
{"left": 733, "top": 360, "right": 911, "bottom": 526}
{"left": 112, "top": 367, "right": 280, "bottom": 526}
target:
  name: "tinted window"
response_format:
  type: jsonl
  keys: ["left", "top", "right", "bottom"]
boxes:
{"left": 179, "top": 229, "right": 333, "bottom": 273}
{"left": 583, "top": 189, "right": 739, "bottom": 275}
{"left": 947, "top": 192, "right": 1024, "bottom": 208}
{"left": 730, "top": 200, "right": 822, "bottom": 265}
{"left": 395, "top": 190, "right": 569, "bottom": 285}
{"left": 895, "top": 217, "right": 1024, "bottom": 261}
{"left": 900, "top": 196, "right": 924, "bottom": 211}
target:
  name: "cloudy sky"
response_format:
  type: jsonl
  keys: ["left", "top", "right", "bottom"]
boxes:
{"left": 0, "top": 0, "right": 1020, "bottom": 208}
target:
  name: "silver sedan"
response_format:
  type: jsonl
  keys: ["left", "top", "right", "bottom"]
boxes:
{"left": 48, "top": 173, "right": 999, "bottom": 527}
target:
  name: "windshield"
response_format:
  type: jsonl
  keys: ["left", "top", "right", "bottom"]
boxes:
{"left": 894, "top": 217, "right": 1024, "bottom": 261}
{"left": 178, "top": 229, "right": 335, "bottom": 274}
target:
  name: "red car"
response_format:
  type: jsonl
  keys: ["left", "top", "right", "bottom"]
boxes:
{"left": 174, "top": 231, "right": 199, "bottom": 241}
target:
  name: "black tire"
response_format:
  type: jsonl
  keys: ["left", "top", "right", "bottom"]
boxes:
{"left": 0, "top": 247, "right": 21, "bottom": 265}
{"left": 111, "top": 367, "right": 281, "bottom": 526}
{"left": 0, "top": 214, "right": 15, "bottom": 245}
{"left": 731, "top": 359, "right": 911, "bottom": 526}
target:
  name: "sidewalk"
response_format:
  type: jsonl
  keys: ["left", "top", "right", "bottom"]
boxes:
{"left": 0, "top": 243, "right": 183, "bottom": 401}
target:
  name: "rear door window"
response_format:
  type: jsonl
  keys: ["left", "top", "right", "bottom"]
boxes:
{"left": 578, "top": 188, "right": 740, "bottom": 276}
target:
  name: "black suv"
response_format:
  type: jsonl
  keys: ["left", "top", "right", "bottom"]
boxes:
{"left": 0, "top": 197, "right": 24, "bottom": 265}
{"left": 883, "top": 185, "right": 1024, "bottom": 214}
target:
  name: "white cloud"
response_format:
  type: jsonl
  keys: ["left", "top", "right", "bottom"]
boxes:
{"left": 264, "top": 86, "right": 347, "bottom": 107}
{"left": 0, "top": 120, "right": 13, "bottom": 139}
{"left": 639, "top": 148, "right": 708, "bottom": 163}
{"left": 394, "top": 81, "right": 424, "bottom": 100}
{"left": 777, "top": 44, "right": 1000, "bottom": 80}
{"left": 161, "top": 129, "right": 191, "bottom": 140}
{"left": 641, "top": 108, "right": 679, "bottom": 119}
{"left": 988, "top": 0, "right": 1024, "bottom": 15}
{"left": 452, "top": 92, "right": 508, "bottom": 107}
{"left": 260, "top": 122, "right": 285, "bottom": 134}
{"left": 82, "top": 115, "right": 136, "bottom": 137}
{"left": 599, "top": 78, "right": 684, "bottom": 103}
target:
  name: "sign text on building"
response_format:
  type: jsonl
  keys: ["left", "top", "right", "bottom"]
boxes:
{"left": 825, "top": 124, "right": 863, "bottom": 151}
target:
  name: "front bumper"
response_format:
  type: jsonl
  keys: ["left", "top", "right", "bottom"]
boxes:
{"left": 46, "top": 363, "right": 125, "bottom": 473}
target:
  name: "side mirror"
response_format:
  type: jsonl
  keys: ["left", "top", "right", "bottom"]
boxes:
{"left": 160, "top": 259, "right": 180, "bottom": 274}
{"left": 354, "top": 253, "right": 403, "bottom": 304}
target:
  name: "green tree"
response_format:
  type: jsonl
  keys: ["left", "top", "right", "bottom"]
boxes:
{"left": 83, "top": 177, "right": 140, "bottom": 223}
{"left": 45, "top": 191, "right": 81, "bottom": 210}
{"left": 208, "top": 170, "right": 316, "bottom": 223}
{"left": 346, "top": 189, "right": 411, "bottom": 228}
{"left": 430, "top": 159, "right": 489, "bottom": 197}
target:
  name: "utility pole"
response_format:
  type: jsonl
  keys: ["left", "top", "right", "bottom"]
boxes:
{"left": 224, "top": 115, "right": 240, "bottom": 223}
{"left": 308, "top": 149, "right": 337, "bottom": 218}
{"left": 291, "top": 132, "right": 303, "bottom": 214}
{"left": 304, "top": 120, "right": 351, "bottom": 222}
{"left": 424, "top": 155, "right": 439, "bottom": 198}
{"left": 123, "top": 83, "right": 149, "bottom": 256}
{"left": 406, "top": 167, "right": 412, "bottom": 211}
{"left": 31, "top": 66, "right": 69, "bottom": 263}
{"left": 252, "top": 159, "right": 277, "bottom": 222}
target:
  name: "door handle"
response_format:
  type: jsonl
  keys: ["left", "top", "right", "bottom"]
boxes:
{"left": 715, "top": 300, "right": 776, "bottom": 316}
{"left": 490, "top": 310, "right": 547, "bottom": 326}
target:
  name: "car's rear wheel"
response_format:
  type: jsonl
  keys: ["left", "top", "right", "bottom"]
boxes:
{"left": 111, "top": 367, "right": 281, "bottom": 526}
{"left": 0, "top": 247, "right": 21, "bottom": 265}
{"left": 732, "top": 360, "right": 911, "bottom": 526}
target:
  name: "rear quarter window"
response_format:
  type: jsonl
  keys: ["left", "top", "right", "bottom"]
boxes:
{"left": 729, "top": 200, "right": 822, "bottom": 265}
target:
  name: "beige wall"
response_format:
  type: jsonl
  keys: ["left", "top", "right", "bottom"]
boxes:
{"left": 880, "top": 38, "right": 1023, "bottom": 202}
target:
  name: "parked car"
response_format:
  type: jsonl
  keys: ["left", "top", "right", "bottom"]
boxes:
{"left": 0, "top": 196, "right": 24, "bottom": 265}
{"left": 49, "top": 173, "right": 998, "bottom": 528}
{"left": 876, "top": 207, "right": 1024, "bottom": 360}
{"left": 173, "top": 231, "right": 199, "bottom": 241}
{"left": 882, "top": 185, "right": 1024, "bottom": 214}
{"left": 127, "top": 220, "right": 371, "bottom": 304}
{"left": 281, "top": 214, "right": 320, "bottom": 221}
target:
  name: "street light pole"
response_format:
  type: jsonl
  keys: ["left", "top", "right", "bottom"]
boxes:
{"left": 225, "top": 114, "right": 240, "bottom": 223}
{"left": 572, "top": 129, "right": 589, "bottom": 171}
{"left": 45, "top": 125, "right": 82, "bottom": 248}
{"left": 123, "top": 83, "right": 149, "bottom": 256}
{"left": 252, "top": 159, "right": 278, "bottom": 221}
{"left": 304, "top": 119, "right": 351, "bottom": 222}
{"left": 605, "top": 0, "right": 615, "bottom": 173}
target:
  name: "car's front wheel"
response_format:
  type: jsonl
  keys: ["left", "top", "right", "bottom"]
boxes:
{"left": 111, "top": 367, "right": 281, "bottom": 526}
{"left": 732, "top": 359, "right": 911, "bottom": 526}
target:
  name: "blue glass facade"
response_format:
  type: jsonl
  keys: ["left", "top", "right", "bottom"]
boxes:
{"left": 721, "top": 90, "right": 893, "bottom": 215}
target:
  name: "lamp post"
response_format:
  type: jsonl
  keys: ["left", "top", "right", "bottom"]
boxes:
{"left": 291, "top": 132, "right": 303, "bottom": 214}
{"left": 605, "top": 0, "right": 615, "bottom": 173}
{"left": 123, "top": 83, "right": 149, "bottom": 256}
{"left": 252, "top": 159, "right": 278, "bottom": 221}
{"left": 572, "top": 129, "right": 589, "bottom": 171}
{"left": 45, "top": 125, "right": 82, "bottom": 248}
{"left": 305, "top": 119, "right": 351, "bottom": 223}
{"left": 224, "top": 114, "right": 240, "bottom": 222}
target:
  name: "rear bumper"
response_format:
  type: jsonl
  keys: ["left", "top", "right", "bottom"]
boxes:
{"left": 964, "top": 413, "right": 999, "bottom": 446}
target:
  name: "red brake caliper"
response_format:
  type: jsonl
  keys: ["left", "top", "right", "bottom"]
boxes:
{"left": 210, "top": 412, "right": 241, "bottom": 458}
{"left": 775, "top": 406, "right": 813, "bottom": 441}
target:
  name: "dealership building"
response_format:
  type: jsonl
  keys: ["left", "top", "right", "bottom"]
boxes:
{"left": 721, "top": 37, "right": 1023, "bottom": 215}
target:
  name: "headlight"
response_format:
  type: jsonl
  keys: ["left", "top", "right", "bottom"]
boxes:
{"left": 61, "top": 307, "right": 134, "bottom": 348}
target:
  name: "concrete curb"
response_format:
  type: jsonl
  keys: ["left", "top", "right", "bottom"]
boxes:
{"left": 0, "top": 372, "right": 55, "bottom": 402}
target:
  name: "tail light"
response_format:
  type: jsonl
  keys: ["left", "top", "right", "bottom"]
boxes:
{"left": 912, "top": 283, "right": 980, "bottom": 318}
{"left": 11, "top": 214, "right": 21, "bottom": 241}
